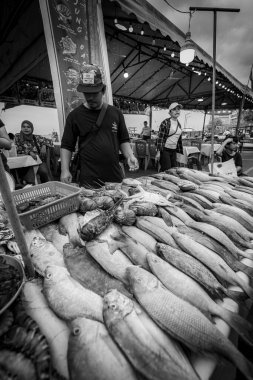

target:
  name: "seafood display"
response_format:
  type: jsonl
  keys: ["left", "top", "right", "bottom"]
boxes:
{"left": 1, "top": 167, "right": 253, "bottom": 380}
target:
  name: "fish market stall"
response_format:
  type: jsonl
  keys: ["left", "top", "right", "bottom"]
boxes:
{"left": 1, "top": 166, "right": 253, "bottom": 380}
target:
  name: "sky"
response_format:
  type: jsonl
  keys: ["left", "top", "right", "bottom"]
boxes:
{"left": 147, "top": 0, "right": 253, "bottom": 85}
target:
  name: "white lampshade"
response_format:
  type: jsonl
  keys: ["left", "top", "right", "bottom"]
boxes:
{"left": 180, "top": 32, "right": 195, "bottom": 64}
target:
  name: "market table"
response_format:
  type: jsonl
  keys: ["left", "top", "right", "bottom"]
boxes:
{"left": 176, "top": 146, "right": 200, "bottom": 165}
{"left": 201, "top": 143, "right": 221, "bottom": 157}
{"left": 7, "top": 155, "right": 42, "bottom": 185}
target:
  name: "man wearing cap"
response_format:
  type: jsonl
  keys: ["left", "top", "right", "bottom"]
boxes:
{"left": 155, "top": 102, "right": 183, "bottom": 171}
{"left": 60, "top": 64, "right": 139, "bottom": 187}
{"left": 216, "top": 135, "right": 243, "bottom": 175}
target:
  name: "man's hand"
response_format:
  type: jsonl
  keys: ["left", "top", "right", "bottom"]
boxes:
{"left": 155, "top": 151, "right": 160, "bottom": 163}
{"left": 29, "top": 151, "right": 37, "bottom": 160}
{"left": 127, "top": 156, "right": 139, "bottom": 172}
{"left": 61, "top": 169, "right": 72, "bottom": 184}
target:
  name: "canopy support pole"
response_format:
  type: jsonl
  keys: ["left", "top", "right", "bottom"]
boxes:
{"left": 189, "top": 7, "right": 240, "bottom": 174}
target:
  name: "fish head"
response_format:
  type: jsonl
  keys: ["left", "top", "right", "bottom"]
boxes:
{"left": 44, "top": 264, "right": 69, "bottom": 284}
{"left": 70, "top": 317, "right": 92, "bottom": 341}
{"left": 126, "top": 266, "right": 159, "bottom": 294}
{"left": 146, "top": 252, "right": 163, "bottom": 268}
{"left": 62, "top": 243, "right": 81, "bottom": 258}
{"left": 29, "top": 236, "right": 47, "bottom": 259}
{"left": 103, "top": 289, "right": 134, "bottom": 320}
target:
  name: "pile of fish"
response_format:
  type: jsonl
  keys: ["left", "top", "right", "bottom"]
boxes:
{"left": 9, "top": 168, "right": 253, "bottom": 379}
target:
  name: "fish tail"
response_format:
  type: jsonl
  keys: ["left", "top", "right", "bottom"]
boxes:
{"left": 238, "top": 250, "right": 253, "bottom": 260}
{"left": 236, "top": 261, "right": 253, "bottom": 278}
{"left": 236, "top": 277, "right": 253, "bottom": 300}
{"left": 225, "top": 288, "right": 249, "bottom": 303}
{"left": 218, "top": 307, "right": 253, "bottom": 347}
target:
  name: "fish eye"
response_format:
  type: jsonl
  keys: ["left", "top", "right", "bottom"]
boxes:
{"left": 46, "top": 272, "right": 52, "bottom": 279}
{"left": 73, "top": 327, "right": 80, "bottom": 336}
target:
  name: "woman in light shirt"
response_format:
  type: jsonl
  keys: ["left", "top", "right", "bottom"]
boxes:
{"left": 155, "top": 102, "right": 183, "bottom": 171}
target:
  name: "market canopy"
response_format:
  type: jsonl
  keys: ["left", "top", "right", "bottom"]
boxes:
{"left": 1, "top": 0, "right": 253, "bottom": 111}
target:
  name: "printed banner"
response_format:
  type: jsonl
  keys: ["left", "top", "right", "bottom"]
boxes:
{"left": 39, "top": 0, "right": 110, "bottom": 136}
{"left": 209, "top": 158, "right": 238, "bottom": 177}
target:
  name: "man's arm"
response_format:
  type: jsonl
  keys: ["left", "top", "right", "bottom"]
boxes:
{"left": 120, "top": 142, "right": 139, "bottom": 171}
{"left": 60, "top": 148, "right": 72, "bottom": 183}
{"left": 216, "top": 138, "right": 233, "bottom": 156}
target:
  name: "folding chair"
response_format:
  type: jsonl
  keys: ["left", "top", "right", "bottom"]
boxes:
{"left": 135, "top": 140, "right": 149, "bottom": 170}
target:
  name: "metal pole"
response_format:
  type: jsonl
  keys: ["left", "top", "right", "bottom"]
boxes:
{"left": 189, "top": 7, "right": 240, "bottom": 173}
{"left": 0, "top": 156, "right": 34, "bottom": 278}
{"left": 202, "top": 109, "right": 207, "bottom": 140}
{"left": 210, "top": 10, "right": 217, "bottom": 174}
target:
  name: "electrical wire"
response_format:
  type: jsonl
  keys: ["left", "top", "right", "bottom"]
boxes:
{"left": 161, "top": 0, "right": 190, "bottom": 14}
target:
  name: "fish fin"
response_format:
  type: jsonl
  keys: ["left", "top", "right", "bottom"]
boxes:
{"left": 218, "top": 307, "right": 253, "bottom": 346}
{"left": 236, "top": 261, "right": 253, "bottom": 278}
{"left": 237, "top": 277, "right": 253, "bottom": 300}
{"left": 224, "top": 288, "right": 249, "bottom": 303}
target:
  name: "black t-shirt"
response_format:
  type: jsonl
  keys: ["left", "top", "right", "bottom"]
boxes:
{"left": 61, "top": 104, "right": 130, "bottom": 185}
{"left": 222, "top": 150, "right": 242, "bottom": 175}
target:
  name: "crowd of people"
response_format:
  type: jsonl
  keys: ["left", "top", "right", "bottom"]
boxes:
{"left": 0, "top": 66, "right": 247, "bottom": 189}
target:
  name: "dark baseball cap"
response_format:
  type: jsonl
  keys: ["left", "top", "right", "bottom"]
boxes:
{"left": 77, "top": 64, "right": 105, "bottom": 93}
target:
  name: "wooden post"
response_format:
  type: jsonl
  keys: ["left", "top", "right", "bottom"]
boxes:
{"left": 0, "top": 157, "right": 34, "bottom": 278}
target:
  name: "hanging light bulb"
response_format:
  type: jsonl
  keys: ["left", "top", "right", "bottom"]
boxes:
{"left": 163, "top": 45, "right": 166, "bottom": 51}
{"left": 180, "top": 13, "right": 195, "bottom": 64}
{"left": 129, "top": 23, "right": 133, "bottom": 33}
{"left": 114, "top": 18, "right": 118, "bottom": 24}
{"left": 123, "top": 70, "right": 129, "bottom": 78}
{"left": 171, "top": 52, "right": 175, "bottom": 58}
{"left": 152, "top": 38, "right": 156, "bottom": 45}
{"left": 140, "top": 27, "right": 144, "bottom": 35}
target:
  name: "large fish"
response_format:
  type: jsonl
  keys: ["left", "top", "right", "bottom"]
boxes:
{"left": 68, "top": 317, "right": 138, "bottom": 380}
{"left": 192, "top": 188, "right": 222, "bottom": 203}
{"left": 179, "top": 192, "right": 213, "bottom": 209}
{"left": 157, "top": 243, "right": 245, "bottom": 301}
{"left": 63, "top": 243, "right": 132, "bottom": 297}
{"left": 40, "top": 222, "right": 69, "bottom": 254}
{"left": 182, "top": 206, "right": 253, "bottom": 250}
{"left": 103, "top": 290, "right": 200, "bottom": 380}
{"left": 219, "top": 194, "right": 253, "bottom": 217}
{"left": 85, "top": 240, "right": 133, "bottom": 285}
{"left": 43, "top": 265, "right": 103, "bottom": 322}
{"left": 225, "top": 188, "right": 253, "bottom": 204}
{"left": 126, "top": 266, "right": 253, "bottom": 380}
{"left": 105, "top": 231, "right": 150, "bottom": 270}
{"left": 177, "top": 225, "right": 253, "bottom": 277}
{"left": 136, "top": 217, "right": 177, "bottom": 247}
{"left": 147, "top": 253, "right": 253, "bottom": 346}
{"left": 122, "top": 225, "right": 157, "bottom": 252}
{"left": 172, "top": 231, "right": 253, "bottom": 299}
{"left": 150, "top": 179, "right": 180, "bottom": 193}
{"left": 188, "top": 221, "right": 253, "bottom": 261}
{"left": 212, "top": 204, "right": 253, "bottom": 233}
{"left": 173, "top": 194, "right": 204, "bottom": 211}
{"left": 164, "top": 204, "right": 193, "bottom": 224}
{"left": 59, "top": 213, "right": 83, "bottom": 247}
{"left": 29, "top": 236, "right": 66, "bottom": 276}
{"left": 204, "top": 209, "right": 253, "bottom": 242}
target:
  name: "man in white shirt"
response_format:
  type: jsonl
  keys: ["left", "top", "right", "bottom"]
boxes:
{"left": 155, "top": 102, "right": 183, "bottom": 171}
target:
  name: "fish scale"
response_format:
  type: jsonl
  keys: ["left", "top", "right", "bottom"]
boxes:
{"left": 127, "top": 267, "right": 253, "bottom": 380}
{"left": 103, "top": 290, "right": 200, "bottom": 380}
